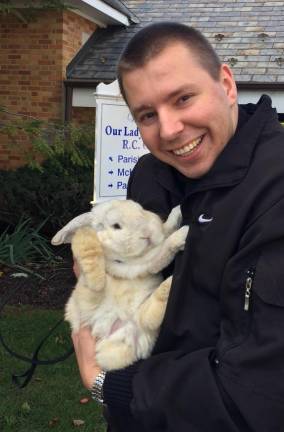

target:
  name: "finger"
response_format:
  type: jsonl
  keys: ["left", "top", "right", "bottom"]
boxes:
{"left": 73, "top": 259, "right": 80, "bottom": 278}
{"left": 71, "top": 331, "right": 78, "bottom": 344}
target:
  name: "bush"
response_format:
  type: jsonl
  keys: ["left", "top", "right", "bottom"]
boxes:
{"left": 0, "top": 218, "right": 55, "bottom": 267}
{"left": 0, "top": 152, "right": 94, "bottom": 237}
{"left": 0, "top": 109, "right": 96, "bottom": 171}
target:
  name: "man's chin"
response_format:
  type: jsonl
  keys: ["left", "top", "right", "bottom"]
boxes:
{"left": 173, "top": 161, "right": 211, "bottom": 179}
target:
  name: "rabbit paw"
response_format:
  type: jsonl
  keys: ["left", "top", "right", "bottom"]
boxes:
{"left": 71, "top": 227, "right": 102, "bottom": 259}
{"left": 155, "top": 276, "right": 172, "bottom": 302}
{"left": 169, "top": 225, "right": 189, "bottom": 252}
{"left": 96, "top": 339, "right": 135, "bottom": 371}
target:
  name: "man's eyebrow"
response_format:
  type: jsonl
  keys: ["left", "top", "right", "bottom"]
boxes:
{"left": 132, "top": 104, "right": 153, "bottom": 118}
{"left": 165, "top": 85, "right": 193, "bottom": 101}
{"left": 132, "top": 85, "right": 194, "bottom": 117}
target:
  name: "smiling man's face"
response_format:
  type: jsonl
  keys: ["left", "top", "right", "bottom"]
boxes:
{"left": 122, "top": 42, "right": 239, "bottom": 178}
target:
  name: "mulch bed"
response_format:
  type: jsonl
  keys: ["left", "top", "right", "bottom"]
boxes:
{"left": 0, "top": 255, "right": 76, "bottom": 310}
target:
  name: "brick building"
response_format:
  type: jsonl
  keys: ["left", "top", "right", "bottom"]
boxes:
{"left": 1, "top": 0, "right": 284, "bottom": 169}
{"left": 0, "top": 0, "right": 133, "bottom": 169}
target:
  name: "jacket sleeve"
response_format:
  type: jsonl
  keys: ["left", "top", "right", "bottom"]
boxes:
{"left": 130, "top": 197, "right": 284, "bottom": 431}
{"left": 104, "top": 197, "right": 284, "bottom": 432}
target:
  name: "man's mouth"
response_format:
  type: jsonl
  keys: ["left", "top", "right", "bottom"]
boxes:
{"left": 172, "top": 135, "right": 204, "bottom": 156}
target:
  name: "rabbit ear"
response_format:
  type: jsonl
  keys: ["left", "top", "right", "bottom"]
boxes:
{"left": 51, "top": 212, "right": 94, "bottom": 245}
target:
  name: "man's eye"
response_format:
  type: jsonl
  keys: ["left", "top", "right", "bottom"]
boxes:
{"left": 180, "top": 95, "right": 190, "bottom": 102}
{"left": 112, "top": 223, "right": 121, "bottom": 229}
{"left": 178, "top": 94, "right": 191, "bottom": 105}
{"left": 139, "top": 111, "right": 156, "bottom": 124}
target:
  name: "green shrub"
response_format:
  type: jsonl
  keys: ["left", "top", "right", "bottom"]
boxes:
{"left": 0, "top": 218, "right": 55, "bottom": 272}
{"left": 0, "top": 108, "right": 95, "bottom": 171}
{"left": 0, "top": 152, "right": 94, "bottom": 237}
{"left": 0, "top": 112, "right": 95, "bottom": 236}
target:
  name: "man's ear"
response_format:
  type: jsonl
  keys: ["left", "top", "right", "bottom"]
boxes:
{"left": 220, "top": 64, "right": 238, "bottom": 106}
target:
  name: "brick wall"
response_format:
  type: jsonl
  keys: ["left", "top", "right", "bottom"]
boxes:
{"left": 0, "top": 9, "right": 97, "bottom": 169}
{"left": 72, "top": 107, "right": 96, "bottom": 124}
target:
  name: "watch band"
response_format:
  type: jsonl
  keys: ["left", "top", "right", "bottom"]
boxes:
{"left": 91, "top": 371, "right": 106, "bottom": 403}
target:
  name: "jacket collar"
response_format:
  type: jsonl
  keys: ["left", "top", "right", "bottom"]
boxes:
{"left": 155, "top": 95, "right": 277, "bottom": 198}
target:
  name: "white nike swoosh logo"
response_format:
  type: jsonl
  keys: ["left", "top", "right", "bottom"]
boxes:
{"left": 198, "top": 214, "right": 213, "bottom": 223}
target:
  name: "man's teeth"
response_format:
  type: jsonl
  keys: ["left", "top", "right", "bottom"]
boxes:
{"left": 173, "top": 136, "right": 202, "bottom": 156}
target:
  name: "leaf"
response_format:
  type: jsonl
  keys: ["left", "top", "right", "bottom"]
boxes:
{"left": 10, "top": 272, "right": 28, "bottom": 278}
{"left": 0, "top": 217, "right": 55, "bottom": 267}
{"left": 21, "top": 401, "right": 31, "bottom": 413}
{"left": 48, "top": 417, "right": 59, "bottom": 427}
{"left": 72, "top": 419, "right": 85, "bottom": 427}
{"left": 79, "top": 397, "right": 90, "bottom": 404}
{"left": 55, "top": 335, "right": 65, "bottom": 344}
{"left": 4, "top": 415, "right": 17, "bottom": 426}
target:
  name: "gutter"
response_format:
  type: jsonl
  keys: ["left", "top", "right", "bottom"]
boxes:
{"left": 237, "top": 82, "right": 284, "bottom": 90}
{"left": 68, "top": 0, "right": 138, "bottom": 26}
{"left": 64, "top": 79, "right": 284, "bottom": 121}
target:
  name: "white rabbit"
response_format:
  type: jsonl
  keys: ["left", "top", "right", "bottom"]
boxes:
{"left": 51, "top": 200, "right": 188, "bottom": 371}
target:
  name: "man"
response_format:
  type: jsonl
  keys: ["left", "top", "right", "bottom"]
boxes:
{"left": 72, "top": 22, "right": 284, "bottom": 431}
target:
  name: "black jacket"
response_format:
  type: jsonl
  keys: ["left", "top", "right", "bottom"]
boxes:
{"left": 104, "top": 95, "right": 284, "bottom": 431}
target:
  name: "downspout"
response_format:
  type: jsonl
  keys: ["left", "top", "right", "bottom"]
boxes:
{"left": 64, "top": 82, "right": 73, "bottom": 122}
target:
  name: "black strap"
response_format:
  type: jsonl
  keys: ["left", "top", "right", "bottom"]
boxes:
{"left": 0, "top": 278, "right": 74, "bottom": 388}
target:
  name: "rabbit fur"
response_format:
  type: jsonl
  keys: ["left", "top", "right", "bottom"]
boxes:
{"left": 51, "top": 200, "right": 188, "bottom": 371}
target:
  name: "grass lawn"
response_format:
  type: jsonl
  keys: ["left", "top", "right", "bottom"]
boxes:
{"left": 0, "top": 306, "right": 107, "bottom": 432}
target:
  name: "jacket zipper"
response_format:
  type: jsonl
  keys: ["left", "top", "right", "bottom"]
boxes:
{"left": 244, "top": 268, "right": 255, "bottom": 311}
{"left": 216, "top": 266, "right": 256, "bottom": 362}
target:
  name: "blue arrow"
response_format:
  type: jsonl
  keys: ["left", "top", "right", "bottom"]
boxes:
{"left": 109, "top": 156, "right": 113, "bottom": 161}
{"left": 108, "top": 170, "right": 114, "bottom": 175}
{"left": 108, "top": 184, "right": 113, "bottom": 188}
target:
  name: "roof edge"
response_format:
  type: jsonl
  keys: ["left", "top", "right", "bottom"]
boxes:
{"left": 66, "top": 30, "right": 108, "bottom": 79}
{"left": 64, "top": 79, "right": 284, "bottom": 90}
{"left": 237, "top": 82, "right": 284, "bottom": 90}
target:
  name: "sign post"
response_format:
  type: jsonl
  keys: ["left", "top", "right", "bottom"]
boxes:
{"left": 93, "top": 80, "right": 149, "bottom": 203}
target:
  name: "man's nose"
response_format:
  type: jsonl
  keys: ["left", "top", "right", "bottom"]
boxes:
{"left": 159, "top": 110, "right": 184, "bottom": 141}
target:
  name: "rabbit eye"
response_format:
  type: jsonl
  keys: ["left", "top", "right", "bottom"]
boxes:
{"left": 112, "top": 223, "right": 121, "bottom": 229}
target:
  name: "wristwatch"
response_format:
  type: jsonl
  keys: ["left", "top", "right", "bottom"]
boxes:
{"left": 90, "top": 371, "right": 106, "bottom": 403}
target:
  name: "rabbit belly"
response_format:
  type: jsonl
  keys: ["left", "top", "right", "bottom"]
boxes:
{"left": 95, "top": 318, "right": 156, "bottom": 370}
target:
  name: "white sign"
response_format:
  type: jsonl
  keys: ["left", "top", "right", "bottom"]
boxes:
{"left": 94, "top": 80, "right": 149, "bottom": 203}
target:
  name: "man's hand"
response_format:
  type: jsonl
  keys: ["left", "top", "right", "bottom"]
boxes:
{"left": 72, "top": 261, "right": 101, "bottom": 389}
{"left": 72, "top": 327, "right": 102, "bottom": 390}
{"left": 73, "top": 259, "right": 80, "bottom": 279}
